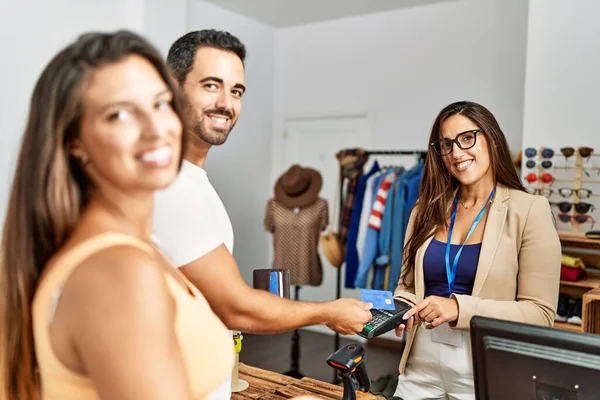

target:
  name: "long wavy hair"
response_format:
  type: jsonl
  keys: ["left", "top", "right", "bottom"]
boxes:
{"left": 401, "top": 101, "right": 524, "bottom": 288}
{"left": 0, "top": 30, "right": 187, "bottom": 399}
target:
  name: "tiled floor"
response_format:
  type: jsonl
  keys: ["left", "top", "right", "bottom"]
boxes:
{"left": 239, "top": 329, "right": 404, "bottom": 384}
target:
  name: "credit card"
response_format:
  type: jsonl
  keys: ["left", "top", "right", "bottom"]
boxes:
{"left": 360, "top": 289, "right": 395, "bottom": 311}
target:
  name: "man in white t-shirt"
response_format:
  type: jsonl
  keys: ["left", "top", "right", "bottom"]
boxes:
{"left": 153, "top": 30, "right": 373, "bottom": 400}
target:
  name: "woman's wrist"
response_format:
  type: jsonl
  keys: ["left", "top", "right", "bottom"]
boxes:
{"left": 450, "top": 296, "right": 459, "bottom": 322}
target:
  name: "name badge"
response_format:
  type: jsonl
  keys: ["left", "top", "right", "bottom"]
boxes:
{"left": 430, "top": 322, "right": 463, "bottom": 347}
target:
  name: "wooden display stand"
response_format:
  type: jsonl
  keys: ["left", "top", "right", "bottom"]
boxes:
{"left": 554, "top": 233, "right": 600, "bottom": 334}
{"left": 583, "top": 288, "right": 600, "bottom": 334}
{"left": 231, "top": 363, "right": 381, "bottom": 399}
{"left": 538, "top": 146, "right": 600, "bottom": 334}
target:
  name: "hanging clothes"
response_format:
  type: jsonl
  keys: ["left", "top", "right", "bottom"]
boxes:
{"left": 264, "top": 198, "right": 329, "bottom": 286}
{"left": 405, "top": 165, "right": 423, "bottom": 223}
{"left": 353, "top": 168, "right": 399, "bottom": 289}
{"left": 356, "top": 169, "right": 384, "bottom": 262}
{"left": 336, "top": 148, "right": 368, "bottom": 245}
{"left": 371, "top": 169, "right": 404, "bottom": 290}
{"left": 385, "top": 162, "right": 424, "bottom": 292}
{"left": 333, "top": 150, "right": 426, "bottom": 290}
{"left": 353, "top": 161, "right": 424, "bottom": 290}
{"left": 344, "top": 161, "right": 381, "bottom": 288}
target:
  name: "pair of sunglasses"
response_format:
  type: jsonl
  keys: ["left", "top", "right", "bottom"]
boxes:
{"left": 558, "top": 187, "right": 592, "bottom": 199}
{"left": 525, "top": 173, "right": 554, "bottom": 184}
{"left": 551, "top": 201, "right": 595, "bottom": 214}
{"left": 524, "top": 148, "right": 555, "bottom": 159}
{"left": 561, "top": 147, "right": 594, "bottom": 159}
{"left": 556, "top": 213, "right": 595, "bottom": 228}
{"left": 525, "top": 160, "right": 553, "bottom": 169}
{"left": 526, "top": 188, "right": 553, "bottom": 197}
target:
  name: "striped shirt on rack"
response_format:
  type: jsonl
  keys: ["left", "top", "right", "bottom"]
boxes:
{"left": 368, "top": 171, "right": 398, "bottom": 230}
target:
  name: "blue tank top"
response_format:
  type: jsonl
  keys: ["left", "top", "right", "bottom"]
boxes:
{"left": 423, "top": 237, "right": 482, "bottom": 298}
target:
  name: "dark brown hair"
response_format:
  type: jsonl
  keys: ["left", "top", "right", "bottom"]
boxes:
{"left": 0, "top": 30, "right": 186, "bottom": 399}
{"left": 167, "top": 29, "right": 247, "bottom": 85}
{"left": 401, "top": 101, "right": 524, "bottom": 288}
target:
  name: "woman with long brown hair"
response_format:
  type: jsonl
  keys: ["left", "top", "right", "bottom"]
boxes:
{"left": 0, "top": 31, "right": 234, "bottom": 399}
{"left": 391, "top": 101, "right": 561, "bottom": 399}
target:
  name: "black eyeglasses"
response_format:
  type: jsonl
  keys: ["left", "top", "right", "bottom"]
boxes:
{"left": 431, "top": 129, "right": 483, "bottom": 156}
{"left": 551, "top": 201, "right": 595, "bottom": 214}
{"left": 558, "top": 187, "right": 592, "bottom": 199}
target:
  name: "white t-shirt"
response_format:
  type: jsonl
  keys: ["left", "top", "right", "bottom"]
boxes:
{"left": 152, "top": 160, "right": 234, "bottom": 400}
{"left": 153, "top": 160, "right": 234, "bottom": 264}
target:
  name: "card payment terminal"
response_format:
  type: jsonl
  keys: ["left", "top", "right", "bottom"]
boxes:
{"left": 358, "top": 298, "right": 413, "bottom": 340}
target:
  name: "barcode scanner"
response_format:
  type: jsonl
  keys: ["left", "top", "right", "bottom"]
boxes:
{"left": 326, "top": 343, "right": 370, "bottom": 400}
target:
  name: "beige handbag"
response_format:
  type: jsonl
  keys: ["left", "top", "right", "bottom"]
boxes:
{"left": 320, "top": 230, "right": 344, "bottom": 268}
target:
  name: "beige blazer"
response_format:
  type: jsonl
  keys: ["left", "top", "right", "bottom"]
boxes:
{"left": 394, "top": 184, "right": 561, "bottom": 373}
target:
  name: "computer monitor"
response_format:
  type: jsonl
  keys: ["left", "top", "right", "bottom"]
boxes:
{"left": 470, "top": 316, "right": 600, "bottom": 400}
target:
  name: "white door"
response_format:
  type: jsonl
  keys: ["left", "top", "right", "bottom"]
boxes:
{"left": 282, "top": 114, "right": 372, "bottom": 306}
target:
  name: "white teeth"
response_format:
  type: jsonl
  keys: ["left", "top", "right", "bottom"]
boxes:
{"left": 455, "top": 160, "right": 473, "bottom": 171}
{"left": 141, "top": 146, "right": 172, "bottom": 164}
{"left": 210, "top": 116, "right": 228, "bottom": 126}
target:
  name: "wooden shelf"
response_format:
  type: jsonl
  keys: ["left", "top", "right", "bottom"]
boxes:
{"left": 553, "top": 321, "right": 583, "bottom": 332}
{"left": 553, "top": 155, "right": 600, "bottom": 334}
{"left": 560, "top": 277, "right": 600, "bottom": 289}
{"left": 559, "top": 231, "right": 600, "bottom": 250}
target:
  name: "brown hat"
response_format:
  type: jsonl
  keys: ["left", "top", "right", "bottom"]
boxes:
{"left": 274, "top": 164, "right": 322, "bottom": 208}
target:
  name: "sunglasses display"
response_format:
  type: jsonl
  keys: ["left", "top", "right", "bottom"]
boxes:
{"left": 524, "top": 172, "right": 554, "bottom": 184}
{"left": 560, "top": 147, "right": 575, "bottom": 159}
{"left": 525, "top": 159, "right": 553, "bottom": 169}
{"left": 541, "top": 148, "right": 555, "bottom": 159}
{"left": 556, "top": 213, "right": 595, "bottom": 229}
{"left": 525, "top": 188, "right": 553, "bottom": 197}
{"left": 560, "top": 146, "right": 595, "bottom": 160}
{"left": 551, "top": 201, "right": 595, "bottom": 214}
{"left": 558, "top": 187, "right": 593, "bottom": 199}
{"left": 540, "top": 173, "right": 554, "bottom": 183}
{"left": 520, "top": 145, "right": 597, "bottom": 234}
{"left": 524, "top": 147, "right": 537, "bottom": 158}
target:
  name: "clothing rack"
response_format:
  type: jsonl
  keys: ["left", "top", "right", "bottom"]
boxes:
{"left": 332, "top": 149, "right": 426, "bottom": 383}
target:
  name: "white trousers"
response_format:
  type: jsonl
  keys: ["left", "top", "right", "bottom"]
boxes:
{"left": 394, "top": 325, "right": 475, "bottom": 400}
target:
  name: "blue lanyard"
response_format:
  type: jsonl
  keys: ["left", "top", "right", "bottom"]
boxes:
{"left": 445, "top": 188, "right": 495, "bottom": 294}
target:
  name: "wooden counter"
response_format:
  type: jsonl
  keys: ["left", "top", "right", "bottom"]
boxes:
{"left": 232, "top": 363, "right": 381, "bottom": 399}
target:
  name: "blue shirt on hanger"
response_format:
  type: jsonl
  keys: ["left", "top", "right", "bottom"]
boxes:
{"left": 344, "top": 161, "right": 380, "bottom": 288}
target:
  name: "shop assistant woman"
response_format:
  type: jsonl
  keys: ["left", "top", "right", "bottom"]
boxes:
{"left": 392, "top": 101, "right": 561, "bottom": 399}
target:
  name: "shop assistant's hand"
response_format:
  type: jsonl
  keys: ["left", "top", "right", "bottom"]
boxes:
{"left": 325, "top": 298, "right": 373, "bottom": 335}
{"left": 394, "top": 297, "right": 417, "bottom": 337}
{"left": 402, "top": 296, "right": 458, "bottom": 329}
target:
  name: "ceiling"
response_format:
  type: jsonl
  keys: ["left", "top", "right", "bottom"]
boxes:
{"left": 201, "top": 0, "right": 456, "bottom": 28}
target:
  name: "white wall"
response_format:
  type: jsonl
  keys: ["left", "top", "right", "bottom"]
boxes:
{"left": 143, "top": 0, "right": 189, "bottom": 57}
{"left": 0, "top": 0, "right": 275, "bottom": 286}
{"left": 521, "top": 0, "right": 600, "bottom": 232}
{"left": 522, "top": 0, "right": 600, "bottom": 149}
{"left": 187, "top": 0, "right": 276, "bottom": 284}
{"left": 271, "top": 0, "right": 529, "bottom": 317}
{"left": 0, "top": 0, "right": 146, "bottom": 226}
{"left": 273, "top": 0, "right": 528, "bottom": 157}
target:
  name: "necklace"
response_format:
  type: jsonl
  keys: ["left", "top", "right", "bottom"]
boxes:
{"left": 459, "top": 197, "right": 493, "bottom": 210}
